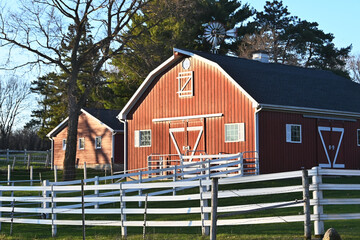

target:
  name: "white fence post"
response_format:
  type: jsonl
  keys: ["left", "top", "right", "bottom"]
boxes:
{"left": 138, "top": 171, "right": 143, "bottom": 207}
{"left": 51, "top": 184, "right": 57, "bottom": 237}
{"left": 27, "top": 154, "right": 31, "bottom": 170}
{"left": 12, "top": 156, "right": 16, "bottom": 171}
{"left": 238, "top": 153, "right": 243, "bottom": 176}
{"left": 6, "top": 149, "right": 9, "bottom": 163}
{"left": 120, "top": 183, "right": 127, "bottom": 237}
{"left": 42, "top": 180, "right": 50, "bottom": 219}
{"left": 312, "top": 167, "right": 324, "bottom": 237}
{"left": 173, "top": 165, "right": 177, "bottom": 196}
{"left": 83, "top": 162, "right": 87, "bottom": 185}
{"left": 54, "top": 166, "right": 58, "bottom": 182}
{"left": 199, "top": 179, "right": 210, "bottom": 236}
{"left": 7, "top": 165, "right": 11, "bottom": 186}
{"left": 94, "top": 176, "right": 99, "bottom": 209}
{"left": 30, "top": 166, "right": 33, "bottom": 186}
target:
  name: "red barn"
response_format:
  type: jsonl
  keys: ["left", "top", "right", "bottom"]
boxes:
{"left": 118, "top": 48, "right": 360, "bottom": 174}
{"left": 47, "top": 108, "right": 124, "bottom": 169}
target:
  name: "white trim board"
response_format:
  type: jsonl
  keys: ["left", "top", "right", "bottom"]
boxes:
{"left": 318, "top": 126, "right": 345, "bottom": 169}
{"left": 153, "top": 113, "right": 223, "bottom": 122}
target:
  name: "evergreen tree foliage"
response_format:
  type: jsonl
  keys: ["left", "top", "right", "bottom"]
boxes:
{"left": 103, "top": 0, "right": 255, "bottom": 109}
{"left": 238, "top": 0, "right": 351, "bottom": 77}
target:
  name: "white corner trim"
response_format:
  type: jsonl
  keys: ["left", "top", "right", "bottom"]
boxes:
{"left": 153, "top": 113, "right": 223, "bottom": 122}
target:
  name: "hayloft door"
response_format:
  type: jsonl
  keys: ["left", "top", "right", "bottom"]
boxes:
{"left": 317, "top": 121, "right": 345, "bottom": 168}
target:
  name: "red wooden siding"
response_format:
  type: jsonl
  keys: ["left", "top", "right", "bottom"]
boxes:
{"left": 114, "top": 133, "right": 124, "bottom": 164}
{"left": 258, "top": 110, "right": 360, "bottom": 173}
{"left": 53, "top": 113, "right": 115, "bottom": 167}
{"left": 126, "top": 57, "right": 256, "bottom": 171}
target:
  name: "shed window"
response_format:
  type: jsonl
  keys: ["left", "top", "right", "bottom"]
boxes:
{"left": 357, "top": 129, "right": 360, "bottom": 146}
{"left": 79, "top": 138, "right": 85, "bottom": 150}
{"left": 286, "top": 124, "right": 302, "bottom": 143}
{"left": 225, "top": 123, "right": 245, "bottom": 142}
{"left": 135, "top": 130, "right": 151, "bottom": 147}
{"left": 62, "top": 139, "right": 67, "bottom": 150}
{"left": 95, "top": 136, "right": 102, "bottom": 149}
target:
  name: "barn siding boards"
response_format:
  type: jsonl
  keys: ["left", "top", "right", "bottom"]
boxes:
{"left": 258, "top": 110, "right": 360, "bottom": 174}
{"left": 126, "top": 56, "right": 256, "bottom": 171}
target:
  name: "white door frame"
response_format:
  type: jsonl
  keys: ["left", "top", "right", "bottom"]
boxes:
{"left": 318, "top": 126, "right": 345, "bottom": 168}
{"left": 169, "top": 126, "right": 203, "bottom": 161}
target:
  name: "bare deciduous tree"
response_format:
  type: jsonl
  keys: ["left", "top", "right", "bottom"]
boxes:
{"left": 347, "top": 55, "right": 360, "bottom": 83}
{"left": 0, "top": 0, "right": 148, "bottom": 180}
{"left": 0, "top": 76, "right": 31, "bottom": 148}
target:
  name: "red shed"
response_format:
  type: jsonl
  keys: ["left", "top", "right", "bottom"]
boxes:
{"left": 118, "top": 49, "right": 360, "bottom": 174}
{"left": 47, "top": 108, "right": 124, "bottom": 169}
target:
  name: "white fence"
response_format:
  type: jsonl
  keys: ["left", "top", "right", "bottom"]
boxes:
{"left": 0, "top": 149, "right": 50, "bottom": 168}
{"left": 0, "top": 166, "right": 359, "bottom": 238}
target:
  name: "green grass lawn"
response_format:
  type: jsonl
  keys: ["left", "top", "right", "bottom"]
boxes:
{"left": 1, "top": 166, "right": 360, "bottom": 239}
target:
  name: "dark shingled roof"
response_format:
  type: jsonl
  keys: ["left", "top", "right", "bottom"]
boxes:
{"left": 184, "top": 49, "right": 360, "bottom": 114}
{"left": 83, "top": 108, "right": 123, "bottom": 131}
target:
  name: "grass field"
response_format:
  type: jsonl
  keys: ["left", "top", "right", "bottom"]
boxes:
{"left": 1, "top": 166, "right": 360, "bottom": 239}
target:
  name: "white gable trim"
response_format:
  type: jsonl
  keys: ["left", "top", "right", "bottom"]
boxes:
{"left": 46, "top": 117, "right": 69, "bottom": 138}
{"left": 118, "top": 49, "right": 259, "bottom": 120}
{"left": 118, "top": 55, "right": 177, "bottom": 120}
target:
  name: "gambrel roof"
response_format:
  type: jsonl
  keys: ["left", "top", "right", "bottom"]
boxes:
{"left": 47, "top": 108, "right": 123, "bottom": 138}
{"left": 119, "top": 48, "right": 360, "bottom": 119}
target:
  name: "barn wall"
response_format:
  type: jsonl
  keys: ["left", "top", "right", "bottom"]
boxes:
{"left": 258, "top": 110, "right": 360, "bottom": 173}
{"left": 53, "top": 113, "right": 114, "bottom": 167}
{"left": 114, "top": 133, "right": 124, "bottom": 164}
{"left": 126, "top": 57, "right": 256, "bottom": 171}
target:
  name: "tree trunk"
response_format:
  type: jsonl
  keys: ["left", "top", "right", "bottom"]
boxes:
{"left": 63, "top": 106, "right": 80, "bottom": 180}
{"left": 63, "top": 71, "right": 81, "bottom": 181}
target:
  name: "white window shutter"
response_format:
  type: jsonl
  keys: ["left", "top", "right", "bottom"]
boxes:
{"left": 286, "top": 124, "right": 291, "bottom": 142}
{"left": 239, "top": 123, "right": 245, "bottom": 142}
{"left": 134, "top": 130, "right": 140, "bottom": 147}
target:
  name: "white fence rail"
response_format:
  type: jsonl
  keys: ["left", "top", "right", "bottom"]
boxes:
{"left": 0, "top": 166, "right": 359, "bottom": 238}
{"left": 0, "top": 149, "right": 50, "bottom": 168}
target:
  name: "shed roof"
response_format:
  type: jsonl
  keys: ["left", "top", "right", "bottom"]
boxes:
{"left": 47, "top": 108, "right": 123, "bottom": 138}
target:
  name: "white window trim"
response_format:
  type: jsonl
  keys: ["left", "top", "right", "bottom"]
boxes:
{"left": 225, "top": 123, "right": 245, "bottom": 143}
{"left": 95, "top": 136, "right": 102, "bottom": 149}
{"left": 286, "top": 124, "right": 302, "bottom": 143}
{"left": 62, "top": 139, "right": 66, "bottom": 150}
{"left": 135, "top": 129, "right": 152, "bottom": 147}
{"left": 357, "top": 129, "right": 360, "bottom": 146}
{"left": 79, "top": 137, "right": 85, "bottom": 150}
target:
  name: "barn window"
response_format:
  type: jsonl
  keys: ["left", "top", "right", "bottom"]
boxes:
{"left": 176, "top": 71, "right": 193, "bottom": 97}
{"left": 357, "top": 129, "right": 360, "bottom": 146}
{"left": 286, "top": 124, "right": 302, "bottom": 143}
{"left": 225, "top": 123, "right": 245, "bottom": 142}
{"left": 79, "top": 138, "right": 85, "bottom": 150}
{"left": 134, "top": 130, "right": 151, "bottom": 147}
{"left": 62, "top": 139, "right": 67, "bottom": 150}
{"left": 95, "top": 136, "right": 102, "bottom": 149}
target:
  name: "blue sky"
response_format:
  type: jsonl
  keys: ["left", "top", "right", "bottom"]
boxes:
{"left": 247, "top": 0, "right": 360, "bottom": 54}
